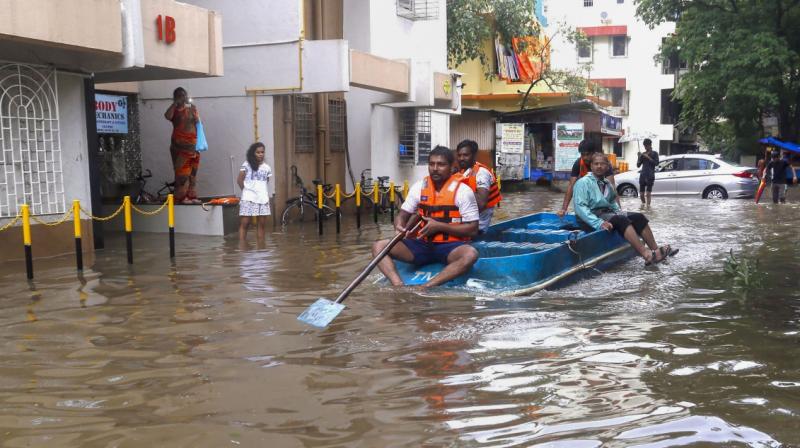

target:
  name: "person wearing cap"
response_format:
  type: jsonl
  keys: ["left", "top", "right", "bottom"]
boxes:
{"left": 765, "top": 149, "right": 797, "bottom": 203}
{"left": 557, "top": 139, "right": 619, "bottom": 218}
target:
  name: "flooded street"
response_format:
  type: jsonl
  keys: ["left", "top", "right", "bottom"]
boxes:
{"left": 1, "top": 192, "right": 799, "bottom": 447}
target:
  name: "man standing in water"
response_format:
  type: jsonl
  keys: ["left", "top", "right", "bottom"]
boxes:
{"left": 573, "top": 153, "right": 677, "bottom": 265}
{"left": 765, "top": 149, "right": 797, "bottom": 203}
{"left": 637, "top": 138, "right": 659, "bottom": 206}
{"left": 373, "top": 146, "right": 479, "bottom": 288}
{"left": 164, "top": 87, "right": 201, "bottom": 204}
{"left": 456, "top": 139, "right": 502, "bottom": 234}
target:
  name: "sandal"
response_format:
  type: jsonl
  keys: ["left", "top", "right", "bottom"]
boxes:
{"left": 644, "top": 249, "right": 665, "bottom": 266}
{"left": 659, "top": 244, "right": 680, "bottom": 258}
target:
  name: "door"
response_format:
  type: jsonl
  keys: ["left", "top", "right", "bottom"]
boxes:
{"left": 673, "top": 157, "right": 718, "bottom": 195}
{"left": 652, "top": 158, "right": 680, "bottom": 194}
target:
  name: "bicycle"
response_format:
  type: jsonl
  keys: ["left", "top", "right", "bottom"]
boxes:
{"left": 133, "top": 170, "right": 175, "bottom": 204}
{"left": 374, "top": 175, "right": 404, "bottom": 214}
{"left": 281, "top": 165, "right": 336, "bottom": 226}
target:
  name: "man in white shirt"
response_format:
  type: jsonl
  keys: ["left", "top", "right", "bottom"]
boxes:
{"left": 373, "top": 146, "right": 480, "bottom": 288}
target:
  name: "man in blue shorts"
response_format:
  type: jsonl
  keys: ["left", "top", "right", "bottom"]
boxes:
{"left": 373, "top": 146, "right": 480, "bottom": 288}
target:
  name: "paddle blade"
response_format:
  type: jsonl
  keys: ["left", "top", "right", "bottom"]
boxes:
{"left": 297, "top": 298, "right": 346, "bottom": 328}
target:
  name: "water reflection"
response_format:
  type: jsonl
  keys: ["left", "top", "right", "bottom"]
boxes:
{"left": 0, "top": 193, "right": 796, "bottom": 446}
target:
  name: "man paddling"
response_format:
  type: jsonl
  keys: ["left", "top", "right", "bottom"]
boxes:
{"left": 456, "top": 139, "right": 502, "bottom": 233}
{"left": 573, "top": 153, "right": 677, "bottom": 266}
{"left": 373, "top": 146, "right": 480, "bottom": 288}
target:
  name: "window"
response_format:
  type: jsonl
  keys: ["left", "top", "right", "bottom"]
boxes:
{"left": 398, "top": 108, "right": 432, "bottom": 165}
{"left": 610, "top": 87, "right": 625, "bottom": 107}
{"left": 328, "top": 99, "right": 346, "bottom": 152}
{"left": 584, "top": 0, "right": 593, "bottom": 6}
{"left": 397, "top": 0, "right": 439, "bottom": 20}
{"left": 611, "top": 36, "right": 627, "bottom": 57}
{"left": 617, "top": 0, "right": 624, "bottom": 3}
{"left": 0, "top": 63, "right": 65, "bottom": 218}
{"left": 578, "top": 38, "right": 592, "bottom": 60}
{"left": 293, "top": 95, "right": 314, "bottom": 153}
{"left": 656, "top": 159, "right": 678, "bottom": 172}
{"left": 681, "top": 158, "right": 719, "bottom": 171}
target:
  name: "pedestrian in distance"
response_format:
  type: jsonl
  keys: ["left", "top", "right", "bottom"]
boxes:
{"left": 557, "top": 139, "right": 619, "bottom": 218}
{"left": 637, "top": 138, "right": 659, "bottom": 206}
{"left": 164, "top": 87, "right": 202, "bottom": 204}
{"left": 765, "top": 149, "right": 797, "bottom": 204}
{"left": 237, "top": 142, "right": 273, "bottom": 246}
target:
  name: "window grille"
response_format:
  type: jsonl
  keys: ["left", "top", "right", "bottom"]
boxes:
{"left": 397, "top": 0, "right": 439, "bottom": 20}
{"left": 0, "top": 63, "right": 65, "bottom": 218}
{"left": 398, "top": 108, "right": 432, "bottom": 165}
{"left": 328, "top": 99, "right": 346, "bottom": 152}
{"left": 584, "top": 0, "right": 593, "bottom": 6}
{"left": 293, "top": 95, "right": 314, "bottom": 153}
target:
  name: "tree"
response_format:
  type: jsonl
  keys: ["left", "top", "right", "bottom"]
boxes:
{"left": 447, "top": 0, "right": 598, "bottom": 110}
{"left": 637, "top": 0, "right": 800, "bottom": 156}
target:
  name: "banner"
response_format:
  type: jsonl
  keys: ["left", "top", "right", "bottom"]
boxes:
{"left": 498, "top": 123, "right": 524, "bottom": 153}
{"left": 554, "top": 122, "right": 584, "bottom": 171}
{"left": 95, "top": 94, "right": 128, "bottom": 134}
{"left": 601, "top": 113, "right": 623, "bottom": 136}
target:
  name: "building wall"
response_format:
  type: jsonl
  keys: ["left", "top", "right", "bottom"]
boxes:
{"left": 544, "top": 0, "right": 675, "bottom": 163}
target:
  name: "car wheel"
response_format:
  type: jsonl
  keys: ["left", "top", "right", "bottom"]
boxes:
{"left": 618, "top": 184, "right": 638, "bottom": 197}
{"left": 703, "top": 186, "right": 728, "bottom": 199}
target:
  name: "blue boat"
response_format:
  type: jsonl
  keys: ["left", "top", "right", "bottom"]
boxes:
{"left": 393, "top": 212, "right": 636, "bottom": 296}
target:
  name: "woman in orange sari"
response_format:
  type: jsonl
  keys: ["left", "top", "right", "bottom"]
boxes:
{"left": 164, "top": 87, "right": 201, "bottom": 204}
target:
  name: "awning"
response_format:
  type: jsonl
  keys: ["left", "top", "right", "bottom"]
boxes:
{"left": 759, "top": 137, "right": 800, "bottom": 154}
{"left": 591, "top": 78, "right": 626, "bottom": 88}
{"left": 578, "top": 26, "right": 628, "bottom": 37}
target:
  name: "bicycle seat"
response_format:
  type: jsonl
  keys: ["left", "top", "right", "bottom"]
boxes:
{"left": 312, "top": 179, "right": 323, "bottom": 186}
{"left": 377, "top": 176, "right": 390, "bottom": 182}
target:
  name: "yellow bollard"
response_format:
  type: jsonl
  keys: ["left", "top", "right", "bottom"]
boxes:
{"left": 373, "top": 179, "right": 379, "bottom": 224}
{"left": 335, "top": 184, "right": 341, "bottom": 209}
{"left": 355, "top": 183, "right": 362, "bottom": 228}
{"left": 21, "top": 204, "right": 32, "bottom": 279}
{"left": 317, "top": 184, "right": 323, "bottom": 235}
{"left": 335, "top": 184, "right": 341, "bottom": 234}
{"left": 124, "top": 196, "right": 133, "bottom": 264}
{"left": 73, "top": 200, "right": 82, "bottom": 271}
{"left": 389, "top": 181, "right": 396, "bottom": 221}
{"left": 168, "top": 194, "right": 175, "bottom": 258}
{"left": 403, "top": 180, "right": 409, "bottom": 199}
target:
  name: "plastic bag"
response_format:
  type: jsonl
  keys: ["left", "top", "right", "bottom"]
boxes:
{"left": 196, "top": 120, "right": 208, "bottom": 152}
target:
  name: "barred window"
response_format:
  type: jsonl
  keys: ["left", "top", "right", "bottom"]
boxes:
{"left": 398, "top": 108, "right": 432, "bottom": 166}
{"left": 328, "top": 99, "right": 346, "bottom": 152}
{"left": 293, "top": 95, "right": 314, "bottom": 153}
{"left": 397, "top": 0, "right": 439, "bottom": 20}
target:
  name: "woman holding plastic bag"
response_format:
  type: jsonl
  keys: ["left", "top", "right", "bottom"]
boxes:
{"left": 164, "top": 87, "right": 206, "bottom": 204}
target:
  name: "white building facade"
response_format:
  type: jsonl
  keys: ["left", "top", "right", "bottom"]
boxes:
{"left": 543, "top": 0, "right": 676, "bottom": 162}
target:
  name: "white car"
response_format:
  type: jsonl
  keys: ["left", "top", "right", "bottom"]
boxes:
{"left": 613, "top": 154, "right": 759, "bottom": 199}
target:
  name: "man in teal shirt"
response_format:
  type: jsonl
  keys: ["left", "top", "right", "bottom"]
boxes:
{"left": 574, "top": 153, "right": 678, "bottom": 265}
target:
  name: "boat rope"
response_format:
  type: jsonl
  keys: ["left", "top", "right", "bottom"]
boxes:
{"left": 564, "top": 231, "right": 603, "bottom": 275}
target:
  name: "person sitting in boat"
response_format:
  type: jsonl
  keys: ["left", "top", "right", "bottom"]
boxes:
{"left": 456, "top": 139, "right": 502, "bottom": 234}
{"left": 573, "top": 153, "right": 678, "bottom": 266}
{"left": 373, "top": 146, "right": 480, "bottom": 288}
{"left": 557, "top": 139, "right": 619, "bottom": 218}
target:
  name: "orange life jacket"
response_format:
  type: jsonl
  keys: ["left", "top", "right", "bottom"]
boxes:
{"left": 461, "top": 161, "right": 501, "bottom": 208}
{"left": 579, "top": 158, "right": 590, "bottom": 178}
{"left": 417, "top": 174, "right": 470, "bottom": 243}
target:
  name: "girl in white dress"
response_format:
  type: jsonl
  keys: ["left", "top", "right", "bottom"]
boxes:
{"left": 237, "top": 142, "right": 272, "bottom": 245}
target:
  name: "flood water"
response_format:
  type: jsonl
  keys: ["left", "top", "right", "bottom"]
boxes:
{"left": 1, "top": 192, "right": 799, "bottom": 447}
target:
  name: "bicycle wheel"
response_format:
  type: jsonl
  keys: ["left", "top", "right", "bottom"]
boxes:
{"left": 281, "top": 199, "right": 311, "bottom": 226}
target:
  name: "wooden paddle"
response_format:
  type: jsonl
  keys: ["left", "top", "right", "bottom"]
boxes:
{"left": 298, "top": 220, "right": 423, "bottom": 328}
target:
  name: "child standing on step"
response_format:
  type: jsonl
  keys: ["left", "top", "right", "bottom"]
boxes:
{"left": 237, "top": 142, "right": 272, "bottom": 246}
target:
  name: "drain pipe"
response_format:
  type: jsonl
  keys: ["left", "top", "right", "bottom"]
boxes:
{"left": 313, "top": 0, "right": 327, "bottom": 181}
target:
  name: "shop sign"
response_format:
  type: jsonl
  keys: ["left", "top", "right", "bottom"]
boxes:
{"left": 601, "top": 113, "right": 622, "bottom": 136}
{"left": 498, "top": 123, "right": 524, "bottom": 153}
{"left": 554, "top": 122, "right": 584, "bottom": 171}
{"left": 95, "top": 94, "right": 128, "bottom": 134}
{"left": 156, "top": 15, "right": 176, "bottom": 44}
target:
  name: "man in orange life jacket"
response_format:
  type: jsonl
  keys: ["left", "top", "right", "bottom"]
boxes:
{"left": 456, "top": 139, "right": 502, "bottom": 234}
{"left": 557, "top": 139, "right": 620, "bottom": 218}
{"left": 373, "top": 146, "right": 480, "bottom": 288}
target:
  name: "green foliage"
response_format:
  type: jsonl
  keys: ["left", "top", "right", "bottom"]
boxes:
{"left": 636, "top": 0, "right": 800, "bottom": 156}
{"left": 447, "top": 0, "right": 539, "bottom": 73}
{"left": 723, "top": 249, "right": 764, "bottom": 291}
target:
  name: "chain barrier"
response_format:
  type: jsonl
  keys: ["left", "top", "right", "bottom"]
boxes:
{"left": 323, "top": 190, "right": 337, "bottom": 200}
{"left": 30, "top": 209, "right": 74, "bottom": 227}
{"left": 0, "top": 214, "right": 21, "bottom": 232}
{"left": 130, "top": 200, "right": 169, "bottom": 216}
{"left": 80, "top": 203, "right": 125, "bottom": 222}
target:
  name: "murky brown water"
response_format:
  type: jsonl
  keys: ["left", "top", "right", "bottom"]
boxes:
{"left": 1, "top": 191, "right": 799, "bottom": 447}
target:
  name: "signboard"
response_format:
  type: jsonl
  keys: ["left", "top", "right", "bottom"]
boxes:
{"left": 498, "top": 123, "right": 524, "bottom": 153}
{"left": 95, "top": 94, "right": 128, "bottom": 134}
{"left": 554, "top": 122, "right": 584, "bottom": 171}
{"left": 601, "top": 113, "right": 623, "bottom": 136}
